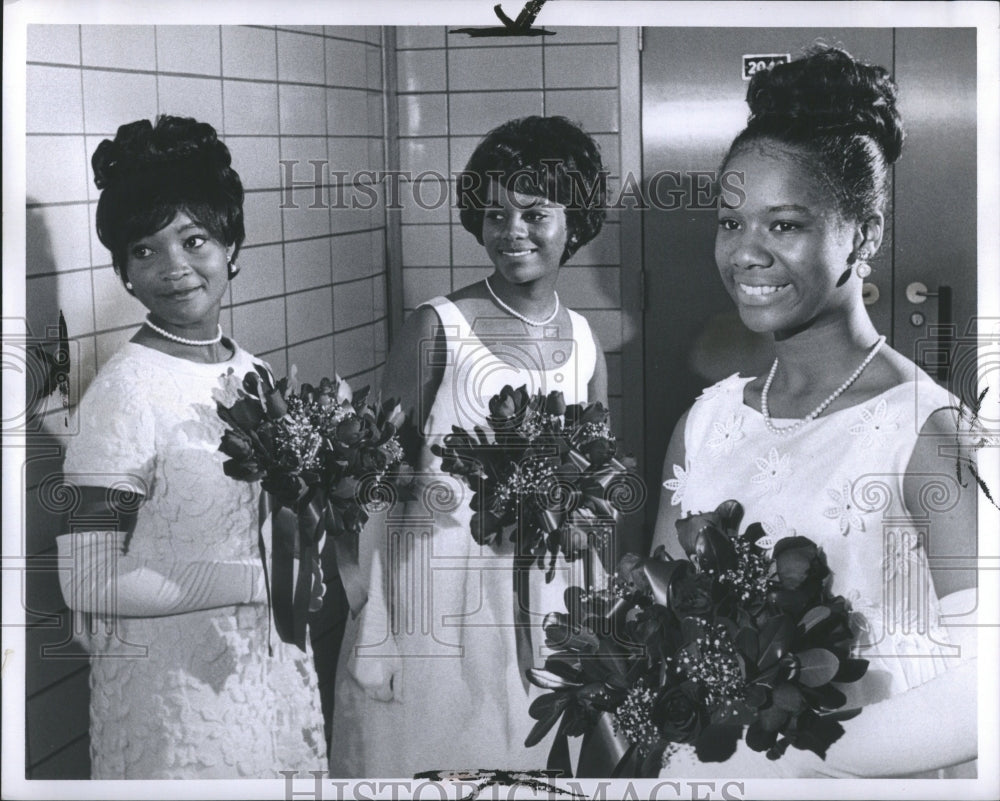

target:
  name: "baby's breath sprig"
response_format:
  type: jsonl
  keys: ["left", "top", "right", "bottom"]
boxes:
{"left": 718, "top": 538, "right": 770, "bottom": 606}
{"left": 613, "top": 680, "right": 661, "bottom": 755}
{"left": 677, "top": 622, "right": 746, "bottom": 712}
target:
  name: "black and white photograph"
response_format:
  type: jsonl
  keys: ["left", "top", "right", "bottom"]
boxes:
{"left": 3, "top": 1, "right": 998, "bottom": 799}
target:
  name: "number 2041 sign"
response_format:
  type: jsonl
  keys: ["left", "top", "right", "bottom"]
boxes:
{"left": 742, "top": 53, "right": 790, "bottom": 80}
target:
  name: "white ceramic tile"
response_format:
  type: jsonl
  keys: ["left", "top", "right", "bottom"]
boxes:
{"left": 279, "top": 84, "right": 327, "bottom": 136}
{"left": 402, "top": 267, "right": 450, "bottom": 309}
{"left": 286, "top": 336, "right": 335, "bottom": 383}
{"left": 156, "top": 26, "right": 221, "bottom": 76}
{"left": 282, "top": 188, "right": 331, "bottom": 240}
{"left": 80, "top": 25, "right": 155, "bottom": 71}
{"left": 449, "top": 90, "right": 543, "bottom": 136}
{"left": 543, "top": 89, "right": 619, "bottom": 133}
{"left": 399, "top": 137, "right": 448, "bottom": 177}
{"left": 284, "top": 236, "right": 332, "bottom": 293}
{"left": 27, "top": 25, "right": 80, "bottom": 65}
{"left": 26, "top": 204, "right": 92, "bottom": 275}
{"left": 368, "top": 138, "right": 385, "bottom": 174}
{"left": 157, "top": 75, "right": 224, "bottom": 131}
{"left": 280, "top": 25, "right": 324, "bottom": 37}
{"left": 544, "top": 44, "right": 618, "bottom": 89}
{"left": 448, "top": 136, "right": 481, "bottom": 177}
{"left": 329, "top": 204, "right": 372, "bottom": 236}
{"left": 372, "top": 273, "right": 387, "bottom": 316}
{"left": 328, "top": 137, "right": 374, "bottom": 177}
{"left": 395, "top": 27, "right": 446, "bottom": 49}
{"left": 324, "top": 26, "right": 370, "bottom": 43}
{"left": 325, "top": 38, "right": 369, "bottom": 88}
{"left": 333, "top": 323, "right": 375, "bottom": 377}
{"left": 81, "top": 70, "right": 157, "bottom": 135}
{"left": 86, "top": 199, "right": 109, "bottom": 266}
{"left": 400, "top": 178, "right": 451, "bottom": 225}
{"left": 231, "top": 296, "right": 287, "bottom": 355}
{"left": 366, "top": 46, "right": 383, "bottom": 91}
{"left": 286, "top": 286, "right": 333, "bottom": 343}
{"left": 326, "top": 88, "right": 372, "bottom": 137}
{"left": 591, "top": 133, "right": 620, "bottom": 177}
{"left": 242, "top": 189, "right": 284, "bottom": 247}
{"left": 277, "top": 30, "right": 326, "bottom": 84}
{"left": 279, "top": 136, "right": 330, "bottom": 183}
{"left": 448, "top": 46, "right": 542, "bottom": 92}
{"left": 223, "top": 80, "right": 279, "bottom": 135}
{"left": 333, "top": 277, "right": 375, "bottom": 331}
{"left": 221, "top": 26, "right": 276, "bottom": 81}
{"left": 27, "top": 66, "right": 83, "bottom": 133}
{"left": 548, "top": 27, "right": 618, "bottom": 44}
{"left": 367, "top": 93, "right": 384, "bottom": 133}
{"left": 330, "top": 231, "right": 377, "bottom": 282}
{"left": 26, "top": 136, "right": 90, "bottom": 205}
{"left": 25, "top": 270, "right": 95, "bottom": 344}
{"left": 225, "top": 136, "right": 282, "bottom": 191}
{"left": 229, "top": 244, "right": 284, "bottom": 304}
{"left": 396, "top": 49, "right": 446, "bottom": 93}
{"left": 92, "top": 265, "right": 146, "bottom": 330}
{"left": 401, "top": 224, "right": 450, "bottom": 267}
{"left": 398, "top": 93, "right": 448, "bottom": 137}
{"left": 452, "top": 266, "right": 492, "bottom": 292}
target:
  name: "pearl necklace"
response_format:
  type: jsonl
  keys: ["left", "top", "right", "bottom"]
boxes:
{"left": 761, "top": 335, "right": 886, "bottom": 436}
{"left": 144, "top": 315, "right": 223, "bottom": 347}
{"left": 484, "top": 276, "right": 559, "bottom": 327}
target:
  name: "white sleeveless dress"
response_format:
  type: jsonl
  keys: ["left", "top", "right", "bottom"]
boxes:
{"left": 659, "top": 372, "right": 967, "bottom": 777}
{"left": 330, "top": 297, "right": 598, "bottom": 776}
{"left": 62, "top": 342, "right": 327, "bottom": 778}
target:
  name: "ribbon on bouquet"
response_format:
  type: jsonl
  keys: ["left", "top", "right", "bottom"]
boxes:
{"left": 269, "top": 489, "right": 369, "bottom": 653}
{"left": 514, "top": 449, "right": 631, "bottom": 697}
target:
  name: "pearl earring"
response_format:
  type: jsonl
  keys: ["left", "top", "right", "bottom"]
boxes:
{"left": 227, "top": 259, "right": 239, "bottom": 279}
{"left": 854, "top": 249, "right": 872, "bottom": 279}
{"left": 125, "top": 281, "right": 134, "bottom": 291}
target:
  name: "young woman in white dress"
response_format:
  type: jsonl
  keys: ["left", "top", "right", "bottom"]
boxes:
{"left": 651, "top": 47, "right": 978, "bottom": 778}
{"left": 331, "top": 116, "right": 609, "bottom": 776}
{"left": 57, "top": 116, "right": 327, "bottom": 778}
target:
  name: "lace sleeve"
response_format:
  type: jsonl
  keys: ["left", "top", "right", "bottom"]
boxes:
{"left": 63, "top": 357, "right": 157, "bottom": 495}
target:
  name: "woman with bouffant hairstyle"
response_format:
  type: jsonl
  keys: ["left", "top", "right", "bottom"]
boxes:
{"left": 331, "top": 115, "right": 609, "bottom": 775}
{"left": 57, "top": 115, "right": 326, "bottom": 778}
{"left": 653, "top": 47, "right": 977, "bottom": 777}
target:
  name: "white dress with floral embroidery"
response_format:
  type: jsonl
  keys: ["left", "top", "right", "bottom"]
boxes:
{"left": 660, "top": 372, "right": 962, "bottom": 778}
{"left": 63, "top": 342, "right": 327, "bottom": 779}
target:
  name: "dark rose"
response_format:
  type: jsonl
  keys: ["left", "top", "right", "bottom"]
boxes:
{"left": 771, "top": 537, "right": 829, "bottom": 590}
{"left": 336, "top": 416, "right": 365, "bottom": 445}
{"left": 616, "top": 552, "right": 652, "bottom": 596}
{"left": 489, "top": 385, "right": 530, "bottom": 430}
{"left": 545, "top": 390, "right": 567, "bottom": 416}
{"left": 226, "top": 398, "right": 265, "bottom": 431}
{"left": 263, "top": 387, "right": 287, "bottom": 419}
{"left": 669, "top": 567, "right": 715, "bottom": 618}
{"left": 655, "top": 686, "right": 703, "bottom": 744}
{"left": 223, "top": 457, "right": 263, "bottom": 482}
{"left": 262, "top": 472, "right": 306, "bottom": 507}
{"left": 674, "top": 501, "right": 743, "bottom": 574}
{"left": 580, "top": 437, "right": 615, "bottom": 467}
{"left": 357, "top": 443, "right": 389, "bottom": 473}
{"left": 219, "top": 428, "right": 254, "bottom": 460}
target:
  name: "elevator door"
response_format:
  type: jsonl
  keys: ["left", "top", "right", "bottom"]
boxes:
{"left": 639, "top": 28, "right": 978, "bottom": 539}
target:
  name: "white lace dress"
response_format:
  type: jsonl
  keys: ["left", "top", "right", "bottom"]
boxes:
{"left": 659, "top": 373, "right": 965, "bottom": 778}
{"left": 62, "top": 341, "right": 327, "bottom": 779}
{"left": 330, "top": 297, "right": 598, "bottom": 777}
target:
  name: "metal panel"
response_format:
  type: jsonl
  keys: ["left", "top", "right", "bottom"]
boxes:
{"left": 893, "top": 28, "right": 978, "bottom": 399}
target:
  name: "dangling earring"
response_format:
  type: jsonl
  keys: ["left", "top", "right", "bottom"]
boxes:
{"left": 227, "top": 259, "right": 240, "bottom": 279}
{"left": 854, "top": 250, "right": 872, "bottom": 279}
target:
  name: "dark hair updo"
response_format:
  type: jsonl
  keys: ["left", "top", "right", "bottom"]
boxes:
{"left": 457, "top": 115, "right": 607, "bottom": 264}
{"left": 92, "top": 115, "right": 245, "bottom": 283}
{"left": 723, "top": 46, "right": 904, "bottom": 223}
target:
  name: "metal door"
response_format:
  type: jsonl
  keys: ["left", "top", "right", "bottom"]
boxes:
{"left": 638, "top": 28, "right": 978, "bottom": 540}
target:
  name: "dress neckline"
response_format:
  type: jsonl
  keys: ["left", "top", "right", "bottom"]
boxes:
{"left": 122, "top": 339, "right": 248, "bottom": 374}
{"left": 433, "top": 296, "right": 578, "bottom": 376}
{"left": 736, "top": 375, "right": 920, "bottom": 425}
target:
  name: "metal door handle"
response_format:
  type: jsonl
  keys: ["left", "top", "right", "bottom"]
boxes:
{"left": 907, "top": 282, "right": 953, "bottom": 381}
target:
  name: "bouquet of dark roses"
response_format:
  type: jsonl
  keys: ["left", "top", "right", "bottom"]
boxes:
{"left": 214, "top": 364, "right": 405, "bottom": 651}
{"left": 430, "top": 384, "right": 636, "bottom": 581}
{"left": 525, "top": 500, "right": 869, "bottom": 777}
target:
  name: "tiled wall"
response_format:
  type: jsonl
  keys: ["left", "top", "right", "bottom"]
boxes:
{"left": 393, "top": 26, "right": 628, "bottom": 421}
{"left": 23, "top": 24, "right": 389, "bottom": 778}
